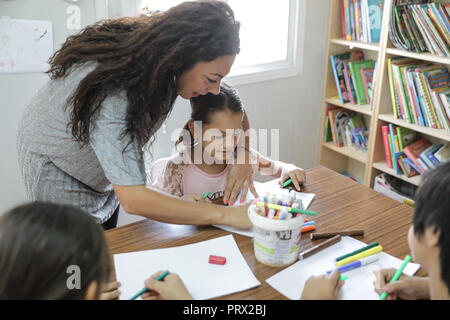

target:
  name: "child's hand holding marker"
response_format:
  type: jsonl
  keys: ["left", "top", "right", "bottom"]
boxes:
{"left": 373, "top": 268, "right": 430, "bottom": 300}
{"left": 301, "top": 269, "right": 345, "bottom": 300}
{"left": 142, "top": 271, "right": 193, "bottom": 300}
{"left": 279, "top": 168, "right": 306, "bottom": 191}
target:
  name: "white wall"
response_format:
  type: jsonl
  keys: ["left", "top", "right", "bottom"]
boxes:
{"left": 0, "top": 0, "right": 329, "bottom": 216}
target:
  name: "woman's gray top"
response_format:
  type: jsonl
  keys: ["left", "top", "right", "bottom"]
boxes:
{"left": 17, "top": 62, "right": 146, "bottom": 223}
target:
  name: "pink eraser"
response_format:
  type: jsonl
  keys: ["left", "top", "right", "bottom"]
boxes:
{"left": 209, "top": 255, "right": 226, "bottom": 265}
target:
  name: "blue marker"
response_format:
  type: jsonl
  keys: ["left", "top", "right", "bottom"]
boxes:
{"left": 326, "top": 255, "right": 379, "bottom": 274}
{"left": 302, "top": 221, "right": 316, "bottom": 227}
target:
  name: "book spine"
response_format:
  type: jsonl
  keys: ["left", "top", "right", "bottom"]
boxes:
{"left": 330, "top": 55, "right": 344, "bottom": 104}
{"left": 394, "top": 135, "right": 402, "bottom": 175}
{"left": 421, "top": 72, "right": 440, "bottom": 128}
{"left": 413, "top": 70, "right": 430, "bottom": 127}
{"left": 328, "top": 110, "right": 338, "bottom": 146}
{"left": 406, "top": 70, "right": 425, "bottom": 127}
{"left": 344, "top": 0, "right": 352, "bottom": 40}
{"left": 381, "top": 126, "right": 392, "bottom": 168}
{"left": 427, "top": 152, "right": 441, "bottom": 167}
{"left": 417, "top": 72, "right": 437, "bottom": 128}
{"left": 344, "top": 63, "right": 356, "bottom": 104}
{"left": 350, "top": 0, "right": 356, "bottom": 40}
{"left": 341, "top": 0, "right": 347, "bottom": 40}
{"left": 402, "top": 66, "right": 418, "bottom": 124}
{"left": 389, "top": 124, "right": 398, "bottom": 173}
{"left": 387, "top": 59, "right": 399, "bottom": 119}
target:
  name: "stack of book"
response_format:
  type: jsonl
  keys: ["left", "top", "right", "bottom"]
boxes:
{"left": 340, "top": 0, "right": 385, "bottom": 43}
{"left": 389, "top": 1, "right": 450, "bottom": 57}
{"left": 324, "top": 105, "right": 369, "bottom": 152}
{"left": 381, "top": 123, "right": 450, "bottom": 177}
{"left": 330, "top": 50, "right": 377, "bottom": 105}
{"left": 387, "top": 57, "right": 450, "bottom": 130}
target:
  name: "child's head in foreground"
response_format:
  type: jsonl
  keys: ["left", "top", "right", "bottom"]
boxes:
{"left": 177, "top": 82, "right": 244, "bottom": 163}
{"left": 0, "top": 202, "right": 110, "bottom": 299}
{"left": 409, "top": 161, "right": 450, "bottom": 294}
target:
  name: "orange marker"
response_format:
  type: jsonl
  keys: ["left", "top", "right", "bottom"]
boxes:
{"left": 301, "top": 225, "right": 315, "bottom": 233}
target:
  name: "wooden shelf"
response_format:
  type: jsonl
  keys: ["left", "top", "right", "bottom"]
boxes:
{"left": 386, "top": 48, "right": 450, "bottom": 65}
{"left": 330, "top": 38, "right": 380, "bottom": 52}
{"left": 373, "top": 161, "right": 422, "bottom": 187}
{"left": 322, "top": 142, "right": 368, "bottom": 163}
{"left": 379, "top": 113, "right": 450, "bottom": 141}
{"left": 319, "top": 1, "right": 450, "bottom": 190}
{"left": 325, "top": 97, "right": 373, "bottom": 116}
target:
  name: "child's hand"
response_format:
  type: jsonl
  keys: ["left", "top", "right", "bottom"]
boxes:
{"left": 182, "top": 194, "right": 208, "bottom": 203}
{"left": 99, "top": 280, "right": 121, "bottom": 300}
{"left": 373, "top": 268, "right": 430, "bottom": 300}
{"left": 300, "top": 270, "right": 344, "bottom": 300}
{"left": 279, "top": 168, "right": 306, "bottom": 191}
{"left": 142, "top": 271, "right": 193, "bottom": 300}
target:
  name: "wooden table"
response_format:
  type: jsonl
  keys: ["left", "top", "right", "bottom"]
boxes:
{"left": 105, "top": 166, "right": 425, "bottom": 299}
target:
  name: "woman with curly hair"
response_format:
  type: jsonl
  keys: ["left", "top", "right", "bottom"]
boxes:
{"left": 17, "top": 1, "right": 256, "bottom": 230}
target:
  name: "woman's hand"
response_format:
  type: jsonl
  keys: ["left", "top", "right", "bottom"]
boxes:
{"left": 224, "top": 163, "right": 258, "bottom": 206}
{"left": 142, "top": 271, "right": 193, "bottom": 300}
{"left": 99, "top": 280, "right": 121, "bottom": 300}
{"left": 221, "top": 203, "right": 252, "bottom": 229}
{"left": 301, "top": 270, "right": 345, "bottom": 300}
{"left": 279, "top": 167, "right": 306, "bottom": 191}
{"left": 373, "top": 268, "right": 430, "bottom": 300}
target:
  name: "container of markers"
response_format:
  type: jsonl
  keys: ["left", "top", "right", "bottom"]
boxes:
{"left": 248, "top": 195, "right": 306, "bottom": 267}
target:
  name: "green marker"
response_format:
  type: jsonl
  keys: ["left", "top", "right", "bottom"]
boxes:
{"left": 339, "top": 275, "right": 348, "bottom": 281}
{"left": 379, "top": 255, "right": 411, "bottom": 300}
{"left": 334, "top": 242, "right": 379, "bottom": 263}
{"left": 283, "top": 178, "right": 292, "bottom": 187}
{"left": 129, "top": 270, "right": 170, "bottom": 300}
{"left": 196, "top": 191, "right": 211, "bottom": 202}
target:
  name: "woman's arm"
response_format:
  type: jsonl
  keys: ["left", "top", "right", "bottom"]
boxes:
{"left": 223, "top": 110, "right": 258, "bottom": 205}
{"left": 113, "top": 184, "right": 252, "bottom": 229}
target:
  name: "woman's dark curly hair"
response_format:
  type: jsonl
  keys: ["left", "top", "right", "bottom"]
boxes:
{"left": 48, "top": 0, "right": 240, "bottom": 148}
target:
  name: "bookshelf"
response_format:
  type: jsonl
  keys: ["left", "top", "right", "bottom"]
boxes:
{"left": 319, "top": 0, "right": 450, "bottom": 190}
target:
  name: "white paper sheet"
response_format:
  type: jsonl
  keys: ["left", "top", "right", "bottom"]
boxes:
{"left": 214, "top": 180, "right": 315, "bottom": 237}
{"left": 114, "top": 235, "right": 260, "bottom": 300}
{"left": 0, "top": 18, "right": 53, "bottom": 73}
{"left": 266, "top": 236, "right": 421, "bottom": 300}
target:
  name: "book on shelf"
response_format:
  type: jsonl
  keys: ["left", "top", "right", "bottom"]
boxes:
{"left": 340, "top": 0, "right": 385, "bottom": 43}
{"left": 387, "top": 57, "right": 450, "bottom": 130}
{"left": 349, "top": 59, "right": 376, "bottom": 104}
{"left": 389, "top": 1, "right": 450, "bottom": 57}
{"left": 360, "top": 67, "right": 374, "bottom": 104}
{"left": 330, "top": 51, "right": 365, "bottom": 104}
{"left": 403, "top": 138, "right": 432, "bottom": 175}
{"left": 381, "top": 123, "right": 431, "bottom": 177}
{"left": 324, "top": 105, "right": 368, "bottom": 152}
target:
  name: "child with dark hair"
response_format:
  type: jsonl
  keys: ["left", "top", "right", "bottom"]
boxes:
{"left": 0, "top": 202, "right": 191, "bottom": 300}
{"left": 374, "top": 161, "right": 450, "bottom": 300}
{"left": 151, "top": 82, "right": 306, "bottom": 209}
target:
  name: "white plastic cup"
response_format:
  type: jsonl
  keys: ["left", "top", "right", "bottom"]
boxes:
{"left": 248, "top": 203, "right": 305, "bottom": 267}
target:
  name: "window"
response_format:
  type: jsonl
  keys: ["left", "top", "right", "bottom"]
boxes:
{"left": 138, "top": 0, "right": 305, "bottom": 85}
